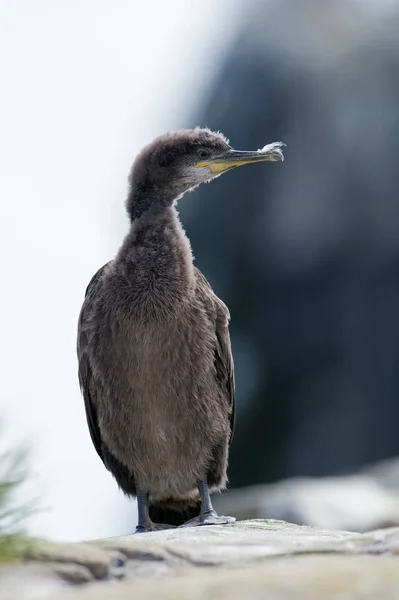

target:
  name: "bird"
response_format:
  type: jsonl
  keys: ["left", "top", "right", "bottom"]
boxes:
{"left": 77, "top": 128, "right": 285, "bottom": 533}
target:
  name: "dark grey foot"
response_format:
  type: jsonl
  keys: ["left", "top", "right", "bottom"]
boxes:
{"left": 180, "top": 510, "right": 236, "bottom": 528}
{"left": 135, "top": 521, "right": 175, "bottom": 534}
{"left": 151, "top": 522, "right": 175, "bottom": 531}
{"left": 180, "top": 479, "right": 236, "bottom": 528}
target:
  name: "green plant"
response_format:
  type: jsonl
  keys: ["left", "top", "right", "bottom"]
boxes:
{"left": 0, "top": 444, "right": 37, "bottom": 561}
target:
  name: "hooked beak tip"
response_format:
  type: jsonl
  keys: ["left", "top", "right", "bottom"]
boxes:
{"left": 257, "top": 141, "right": 286, "bottom": 162}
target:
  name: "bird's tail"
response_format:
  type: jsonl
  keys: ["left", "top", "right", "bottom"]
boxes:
{"left": 149, "top": 499, "right": 201, "bottom": 527}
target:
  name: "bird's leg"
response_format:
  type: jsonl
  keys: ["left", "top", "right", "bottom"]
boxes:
{"left": 180, "top": 479, "right": 236, "bottom": 527}
{"left": 135, "top": 489, "right": 151, "bottom": 533}
{"left": 198, "top": 479, "right": 217, "bottom": 518}
{"left": 197, "top": 479, "right": 236, "bottom": 525}
{"left": 135, "top": 489, "right": 176, "bottom": 533}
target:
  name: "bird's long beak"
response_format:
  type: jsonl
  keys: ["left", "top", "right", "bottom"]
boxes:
{"left": 196, "top": 142, "right": 285, "bottom": 174}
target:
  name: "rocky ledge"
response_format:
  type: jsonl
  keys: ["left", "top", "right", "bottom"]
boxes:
{"left": 1, "top": 520, "right": 399, "bottom": 599}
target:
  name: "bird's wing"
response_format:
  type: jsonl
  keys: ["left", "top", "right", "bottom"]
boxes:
{"left": 77, "top": 263, "right": 111, "bottom": 461}
{"left": 194, "top": 267, "right": 236, "bottom": 444}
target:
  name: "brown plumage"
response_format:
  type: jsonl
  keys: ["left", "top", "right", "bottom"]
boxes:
{"left": 77, "top": 128, "right": 284, "bottom": 532}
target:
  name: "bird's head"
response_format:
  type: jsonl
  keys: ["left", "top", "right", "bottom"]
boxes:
{"left": 127, "top": 127, "right": 285, "bottom": 218}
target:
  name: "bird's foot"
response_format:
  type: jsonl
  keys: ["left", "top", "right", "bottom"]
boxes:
{"left": 135, "top": 521, "right": 175, "bottom": 534}
{"left": 135, "top": 524, "right": 149, "bottom": 534}
{"left": 179, "top": 509, "right": 236, "bottom": 528}
{"left": 151, "top": 522, "right": 175, "bottom": 531}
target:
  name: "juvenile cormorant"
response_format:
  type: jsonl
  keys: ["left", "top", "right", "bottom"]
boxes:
{"left": 77, "top": 128, "right": 285, "bottom": 532}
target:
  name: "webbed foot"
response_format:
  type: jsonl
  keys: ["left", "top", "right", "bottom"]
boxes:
{"left": 135, "top": 521, "right": 175, "bottom": 534}
{"left": 180, "top": 509, "right": 235, "bottom": 528}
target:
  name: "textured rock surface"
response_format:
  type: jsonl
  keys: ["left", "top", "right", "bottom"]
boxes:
{"left": 1, "top": 520, "right": 399, "bottom": 599}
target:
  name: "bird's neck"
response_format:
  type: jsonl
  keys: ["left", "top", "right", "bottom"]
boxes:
{"left": 118, "top": 199, "right": 195, "bottom": 310}
{"left": 126, "top": 183, "right": 177, "bottom": 221}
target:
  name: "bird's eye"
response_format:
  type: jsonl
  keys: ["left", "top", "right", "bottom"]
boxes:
{"left": 198, "top": 150, "right": 210, "bottom": 160}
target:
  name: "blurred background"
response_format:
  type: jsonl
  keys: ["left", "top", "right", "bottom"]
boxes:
{"left": 1, "top": 0, "right": 399, "bottom": 542}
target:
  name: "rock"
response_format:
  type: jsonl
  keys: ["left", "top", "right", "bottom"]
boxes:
{"left": 362, "top": 456, "right": 399, "bottom": 492}
{"left": 53, "top": 563, "right": 95, "bottom": 584}
{"left": 16, "top": 536, "right": 122, "bottom": 579}
{"left": 214, "top": 470, "right": 399, "bottom": 532}
{"left": 61, "top": 556, "right": 399, "bottom": 600}
{"left": 0, "top": 520, "right": 398, "bottom": 599}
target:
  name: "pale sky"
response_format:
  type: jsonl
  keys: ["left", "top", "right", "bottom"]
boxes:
{"left": 0, "top": 0, "right": 242, "bottom": 541}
